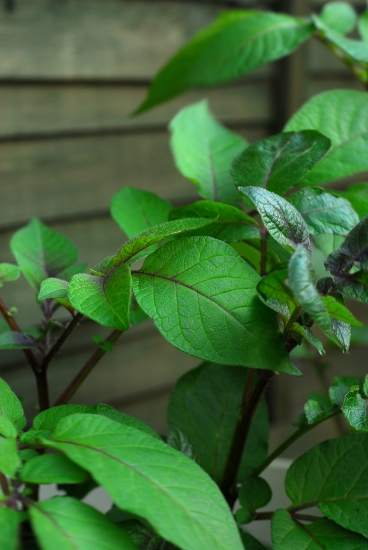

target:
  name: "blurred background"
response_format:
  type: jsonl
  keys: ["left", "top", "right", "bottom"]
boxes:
{"left": 1, "top": 0, "right": 367, "bottom": 457}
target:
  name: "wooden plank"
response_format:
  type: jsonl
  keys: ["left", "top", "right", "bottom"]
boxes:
{"left": 1, "top": 127, "right": 268, "bottom": 228}
{"left": 0, "top": 81, "right": 270, "bottom": 137}
{"left": 0, "top": 0, "right": 223, "bottom": 79}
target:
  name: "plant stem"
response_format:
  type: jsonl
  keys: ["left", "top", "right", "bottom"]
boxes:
{"left": 220, "top": 369, "right": 275, "bottom": 506}
{"left": 41, "top": 312, "right": 83, "bottom": 371}
{"left": 34, "top": 370, "right": 50, "bottom": 411}
{"left": 252, "top": 408, "right": 341, "bottom": 477}
{"left": 54, "top": 329, "right": 123, "bottom": 405}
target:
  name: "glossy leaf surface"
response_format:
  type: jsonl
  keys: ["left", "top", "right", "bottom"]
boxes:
{"left": 168, "top": 363, "right": 268, "bottom": 483}
{"left": 42, "top": 414, "right": 244, "bottom": 550}
{"left": 285, "top": 90, "right": 368, "bottom": 185}
{"left": 133, "top": 236, "right": 298, "bottom": 374}
{"left": 231, "top": 131, "right": 330, "bottom": 196}
{"left": 169, "top": 101, "right": 247, "bottom": 205}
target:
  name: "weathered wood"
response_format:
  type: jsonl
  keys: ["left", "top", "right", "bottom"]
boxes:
{"left": 0, "top": 126, "right": 267, "bottom": 228}
{"left": 0, "top": 81, "right": 270, "bottom": 137}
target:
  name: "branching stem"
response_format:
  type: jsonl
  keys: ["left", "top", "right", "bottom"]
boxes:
{"left": 41, "top": 312, "right": 83, "bottom": 371}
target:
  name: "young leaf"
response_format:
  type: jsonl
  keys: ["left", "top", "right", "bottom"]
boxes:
{"left": 290, "top": 324, "right": 325, "bottom": 356}
{"left": 288, "top": 187, "right": 359, "bottom": 235}
{"left": 169, "top": 200, "right": 259, "bottom": 243}
{"left": 287, "top": 246, "right": 331, "bottom": 332}
{"left": 313, "top": 15, "right": 368, "bottom": 63}
{"left": 238, "top": 476, "right": 272, "bottom": 512}
{"left": 0, "top": 416, "right": 17, "bottom": 439}
{"left": 329, "top": 376, "right": 361, "bottom": 407}
{"left": 20, "top": 453, "right": 88, "bottom": 484}
{"left": 0, "top": 264, "right": 20, "bottom": 287}
{"left": 285, "top": 90, "right": 368, "bottom": 186}
{"left": 257, "top": 269, "right": 295, "bottom": 309}
{"left": 331, "top": 318, "right": 351, "bottom": 353}
{"left": 238, "top": 187, "right": 312, "bottom": 255}
{"left": 38, "top": 278, "right": 69, "bottom": 301}
{"left": 285, "top": 433, "right": 368, "bottom": 537}
{"left": 321, "top": 296, "right": 362, "bottom": 326}
{"left": 10, "top": 218, "right": 78, "bottom": 291}
{"left": 304, "top": 396, "right": 334, "bottom": 425}
{"left": 0, "top": 378, "right": 26, "bottom": 431}
{"left": 29, "top": 496, "right": 139, "bottom": 550}
{"left": 167, "top": 363, "right": 269, "bottom": 484}
{"left": 319, "top": 1, "right": 357, "bottom": 34}
{"left": 0, "top": 436, "right": 21, "bottom": 477}
{"left": 326, "top": 216, "right": 368, "bottom": 274}
{"left": 68, "top": 264, "right": 131, "bottom": 330}
{"left": 0, "top": 507, "right": 21, "bottom": 550}
{"left": 231, "top": 131, "right": 330, "bottom": 196}
{"left": 112, "top": 218, "right": 215, "bottom": 266}
{"left": 340, "top": 183, "right": 368, "bottom": 220}
{"left": 341, "top": 386, "right": 368, "bottom": 431}
{"left": 272, "top": 510, "right": 368, "bottom": 550}
{"left": 169, "top": 101, "right": 247, "bottom": 205}
{"left": 0, "top": 331, "right": 38, "bottom": 350}
{"left": 132, "top": 236, "right": 299, "bottom": 374}
{"left": 42, "top": 414, "right": 244, "bottom": 550}
{"left": 111, "top": 187, "right": 171, "bottom": 238}
{"left": 33, "top": 403, "right": 160, "bottom": 441}
{"left": 135, "top": 11, "right": 313, "bottom": 113}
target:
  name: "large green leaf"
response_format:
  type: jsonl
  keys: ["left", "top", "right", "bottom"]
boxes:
{"left": 0, "top": 378, "right": 26, "bottom": 431}
{"left": 272, "top": 510, "right": 368, "bottom": 550}
{"left": 136, "top": 11, "right": 313, "bottom": 113}
{"left": 169, "top": 200, "right": 259, "bottom": 242}
{"left": 68, "top": 264, "right": 131, "bottom": 330}
{"left": 10, "top": 218, "right": 78, "bottom": 291}
{"left": 288, "top": 187, "right": 359, "bottom": 235}
{"left": 231, "top": 131, "right": 330, "bottom": 196}
{"left": 238, "top": 187, "right": 312, "bottom": 254}
{"left": 340, "top": 183, "right": 368, "bottom": 220}
{"left": 0, "top": 264, "right": 20, "bottom": 287}
{"left": 167, "top": 363, "right": 268, "bottom": 484}
{"left": 288, "top": 246, "right": 331, "bottom": 332}
{"left": 111, "top": 187, "right": 171, "bottom": 238}
{"left": 29, "top": 496, "right": 139, "bottom": 550}
{"left": 285, "top": 433, "right": 368, "bottom": 537}
{"left": 169, "top": 101, "right": 247, "bottom": 205}
{"left": 112, "top": 217, "right": 215, "bottom": 266}
{"left": 285, "top": 90, "right": 368, "bottom": 186}
{"left": 0, "top": 507, "right": 21, "bottom": 550}
{"left": 132, "top": 236, "right": 298, "bottom": 374}
{"left": 42, "top": 414, "right": 244, "bottom": 550}
{"left": 319, "top": 1, "right": 357, "bottom": 34}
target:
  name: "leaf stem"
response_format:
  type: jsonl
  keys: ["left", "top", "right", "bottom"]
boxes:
{"left": 282, "top": 305, "right": 303, "bottom": 339}
{"left": 54, "top": 329, "right": 124, "bottom": 405}
{"left": 220, "top": 369, "right": 275, "bottom": 506}
{"left": 41, "top": 312, "right": 83, "bottom": 371}
{"left": 252, "top": 408, "right": 341, "bottom": 477}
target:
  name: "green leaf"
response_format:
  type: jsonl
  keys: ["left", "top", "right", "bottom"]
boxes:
{"left": 33, "top": 403, "right": 160, "bottom": 441}
{"left": 304, "top": 397, "right": 334, "bottom": 425}
{"left": 112, "top": 217, "right": 215, "bottom": 266}
{"left": 132, "top": 236, "right": 299, "bottom": 374}
{"left": 238, "top": 476, "right": 272, "bottom": 512}
{"left": 68, "top": 264, "right": 131, "bottom": 330}
{"left": 0, "top": 331, "right": 38, "bottom": 350}
{"left": 342, "top": 386, "right": 368, "bottom": 431}
{"left": 38, "top": 278, "right": 69, "bottom": 301}
{"left": 285, "top": 91, "right": 368, "bottom": 186}
{"left": 329, "top": 376, "right": 361, "bottom": 407}
{"left": 169, "top": 101, "right": 247, "bottom": 205}
{"left": 288, "top": 187, "right": 359, "bottom": 235}
{"left": 167, "top": 426, "right": 197, "bottom": 461}
{"left": 0, "top": 507, "right": 21, "bottom": 550}
{"left": 319, "top": 1, "right": 357, "bottom": 34}
{"left": 136, "top": 11, "right": 313, "bottom": 113}
{"left": 239, "top": 530, "right": 267, "bottom": 550}
{"left": 0, "top": 416, "right": 17, "bottom": 439}
{"left": 314, "top": 15, "right": 368, "bottom": 63}
{"left": 340, "top": 183, "right": 368, "bottom": 220}
{"left": 10, "top": 218, "right": 78, "bottom": 291}
{"left": 231, "top": 131, "right": 330, "bottom": 197}
{"left": 272, "top": 510, "right": 368, "bottom": 550}
{"left": 20, "top": 453, "right": 88, "bottom": 484}
{"left": 111, "top": 187, "right": 171, "bottom": 238}
{"left": 359, "top": 11, "right": 368, "bottom": 42}
{"left": 0, "top": 436, "right": 21, "bottom": 477}
{"left": 285, "top": 433, "right": 368, "bottom": 537}
{"left": 0, "top": 378, "right": 26, "bottom": 431}
{"left": 326, "top": 216, "right": 368, "bottom": 274}
{"left": 290, "top": 324, "right": 325, "bottom": 355}
{"left": 0, "top": 264, "right": 20, "bottom": 287}
{"left": 257, "top": 269, "right": 295, "bottom": 311}
{"left": 42, "top": 414, "right": 244, "bottom": 550}
{"left": 288, "top": 246, "right": 331, "bottom": 332}
{"left": 331, "top": 318, "right": 351, "bottom": 353}
{"left": 169, "top": 200, "right": 259, "bottom": 243}
{"left": 239, "top": 187, "right": 312, "bottom": 255}
{"left": 167, "top": 363, "right": 269, "bottom": 484}
{"left": 29, "top": 496, "right": 139, "bottom": 550}
{"left": 321, "top": 296, "right": 362, "bottom": 325}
